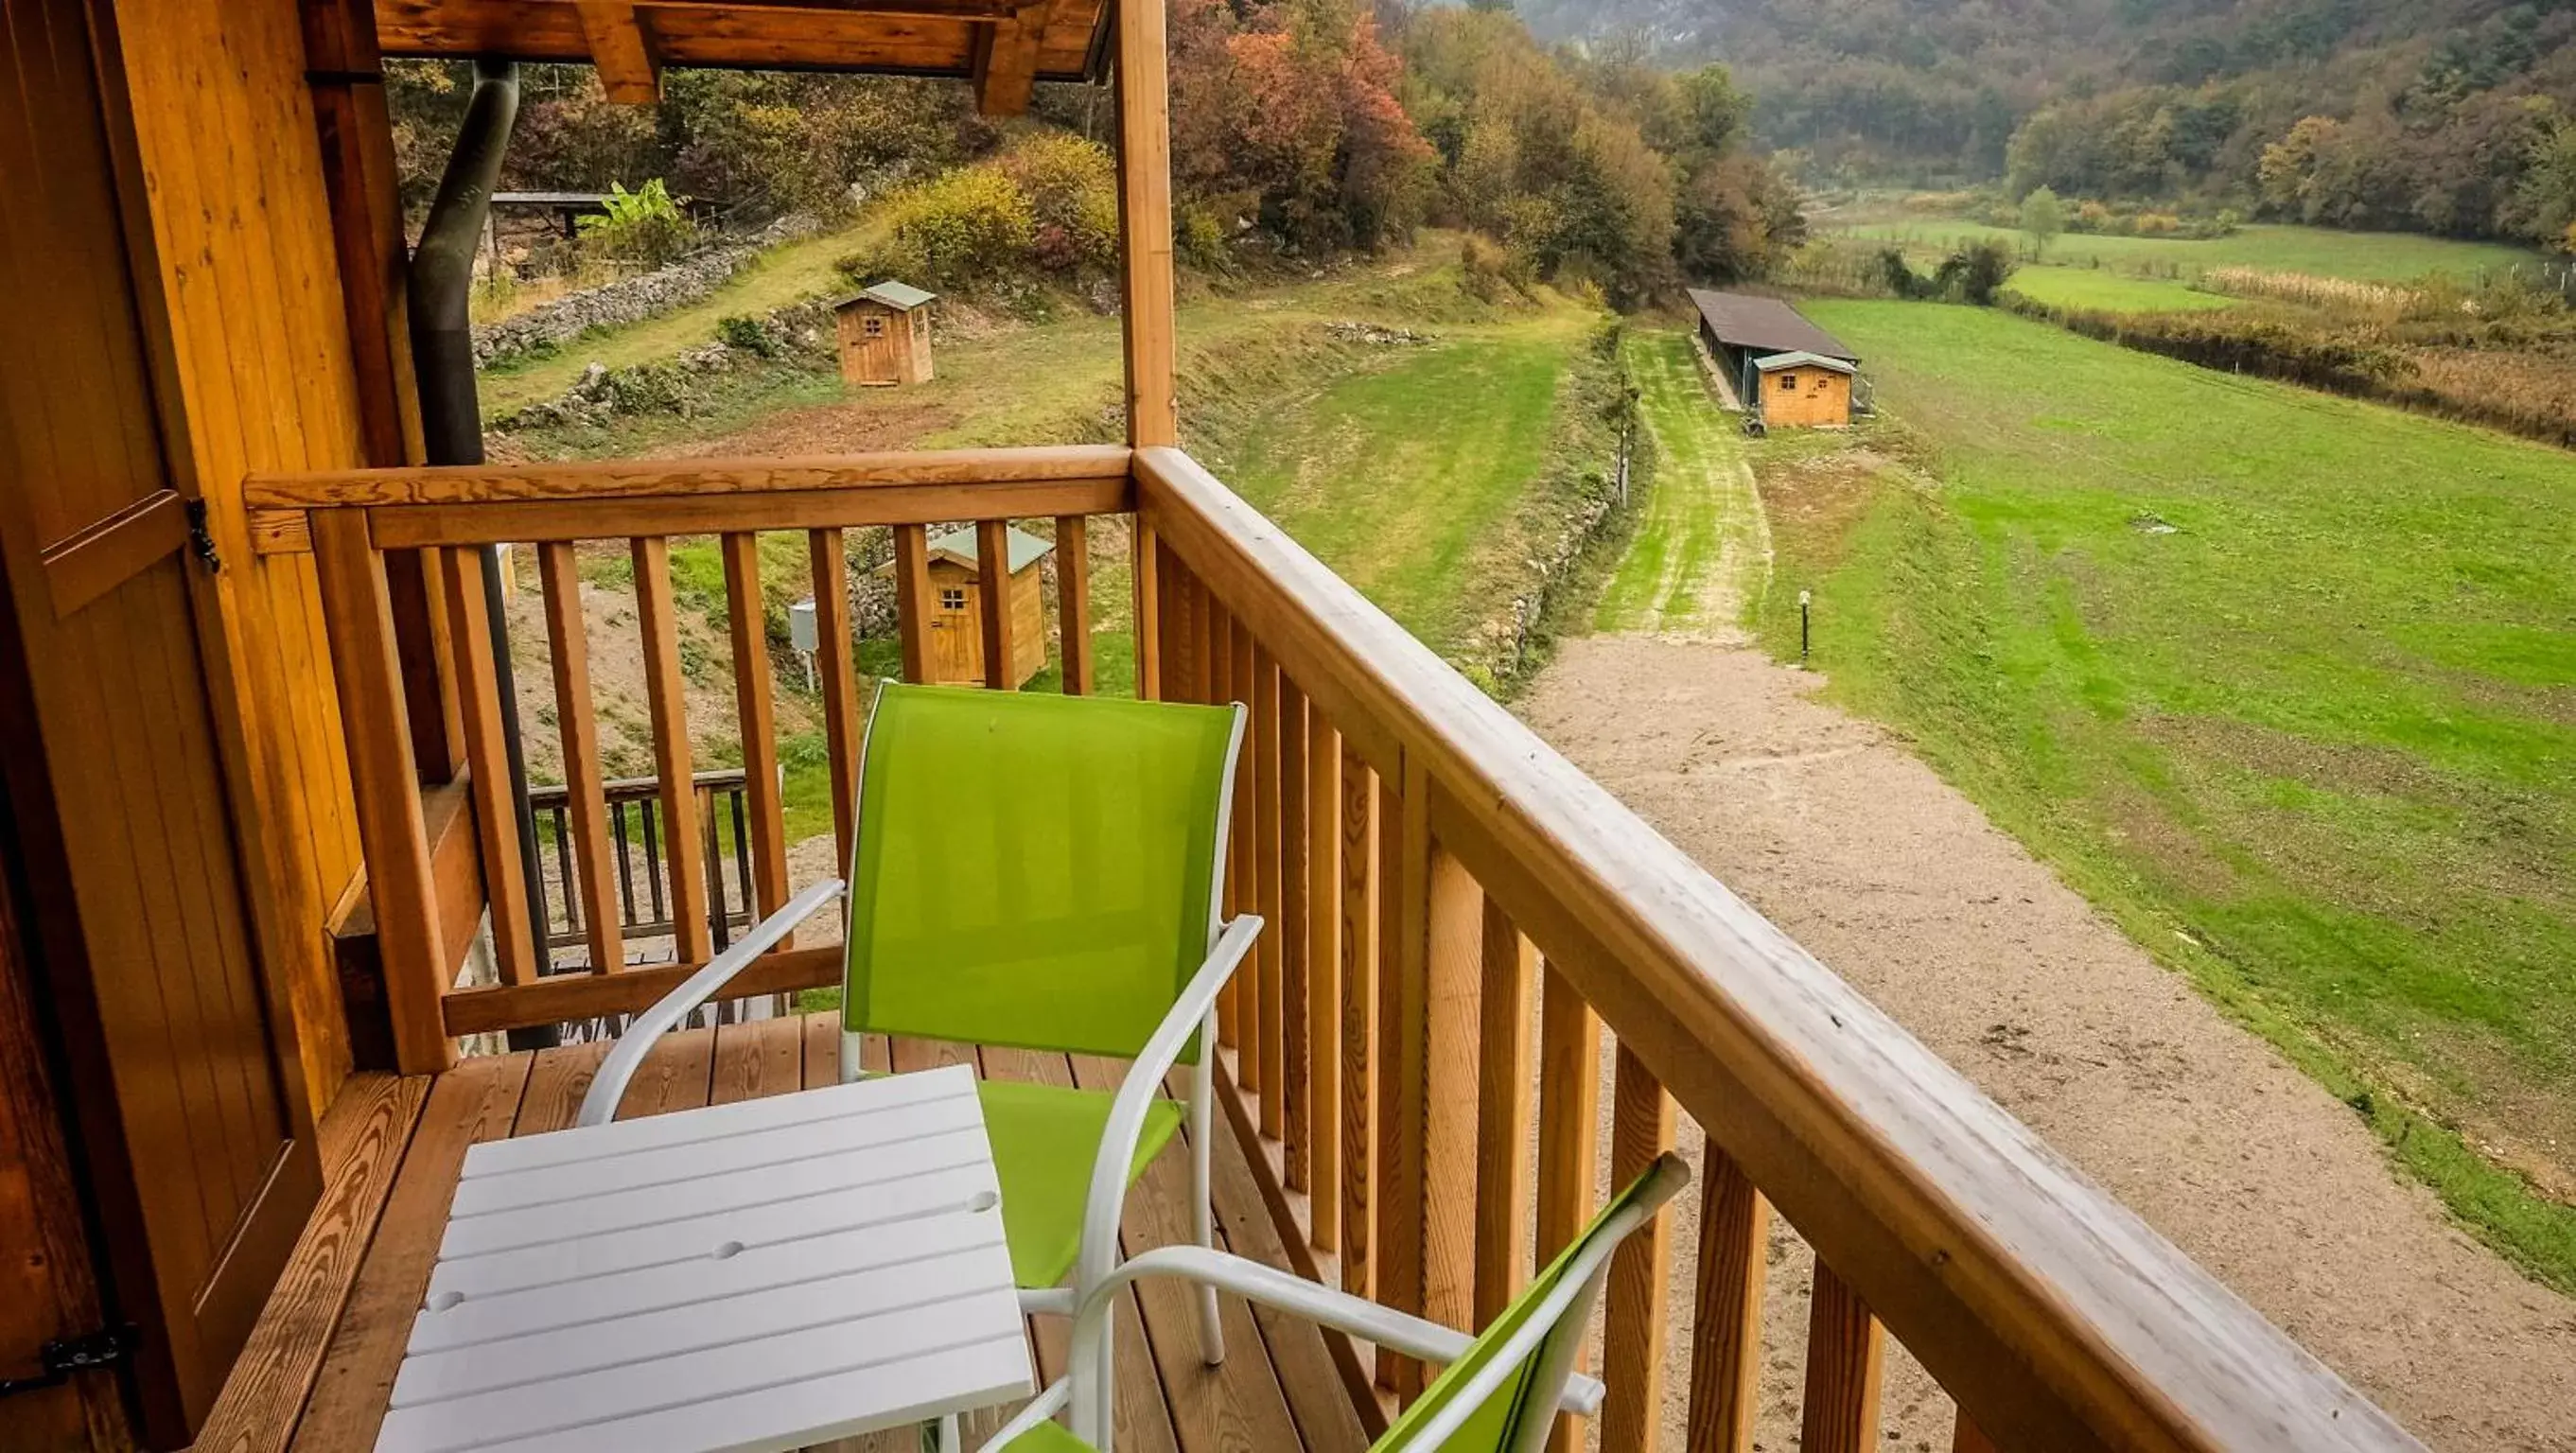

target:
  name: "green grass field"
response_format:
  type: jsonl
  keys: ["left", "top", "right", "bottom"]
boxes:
{"left": 1756, "top": 300, "right": 2576, "bottom": 1287}
{"left": 1594, "top": 329, "right": 1767, "bottom": 632}
{"left": 2001, "top": 266, "right": 2235, "bottom": 314}
{"left": 1838, "top": 220, "right": 2541, "bottom": 284}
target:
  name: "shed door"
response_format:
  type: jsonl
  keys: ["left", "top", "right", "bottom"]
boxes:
{"left": 0, "top": 0, "right": 319, "bottom": 1440}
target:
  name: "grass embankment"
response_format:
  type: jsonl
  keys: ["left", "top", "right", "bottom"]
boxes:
{"left": 480, "top": 217, "right": 890, "bottom": 417}
{"left": 1835, "top": 219, "right": 2541, "bottom": 284}
{"left": 1592, "top": 328, "right": 1766, "bottom": 634}
{"left": 1750, "top": 300, "right": 2576, "bottom": 1289}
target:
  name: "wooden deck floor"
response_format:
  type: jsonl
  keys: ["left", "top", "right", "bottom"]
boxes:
{"left": 212, "top": 1013, "right": 1372, "bottom": 1453}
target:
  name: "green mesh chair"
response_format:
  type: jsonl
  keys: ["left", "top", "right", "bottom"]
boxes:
{"left": 580, "top": 683, "right": 1256, "bottom": 1373}
{"left": 978, "top": 1153, "right": 1693, "bottom": 1453}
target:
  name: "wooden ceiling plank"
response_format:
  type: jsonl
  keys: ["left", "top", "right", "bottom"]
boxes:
{"left": 575, "top": 1, "right": 662, "bottom": 103}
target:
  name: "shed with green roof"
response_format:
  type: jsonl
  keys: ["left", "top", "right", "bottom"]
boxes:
{"left": 834, "top": 279, "right": 938, "bottom": 387}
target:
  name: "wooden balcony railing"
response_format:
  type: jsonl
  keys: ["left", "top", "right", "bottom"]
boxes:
{"left": 243, "top": 444, "right": 2425, "bottom": 1453}
{"left": 527, "top": 770, "right": 757, "bottom": 957}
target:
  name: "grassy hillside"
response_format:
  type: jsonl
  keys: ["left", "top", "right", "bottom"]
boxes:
{"left": 1840, "top": 220, "right": 2541, "bottom": 284}
{"left": 1754, "top": 300, "right": 2576, "bottom": 1287}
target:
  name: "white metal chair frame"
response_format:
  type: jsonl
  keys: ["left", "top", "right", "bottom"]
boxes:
{"left": 577, "top": 695, "right": 1257, "bottom": 1393}
{"left": 980, "top": 1153, "right": 1692, "bottom": 1453}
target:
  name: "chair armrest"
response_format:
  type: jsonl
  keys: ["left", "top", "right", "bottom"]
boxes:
{"left": 575, "top": 878, "right": 849, "bottom": 1129}
{"left": 1071, "top": 917, "right": 1263, "bottom": 1290}
{"left": 975, "top": 1377, "right": 1073, "bottom": 1452}
{"left": 1072, "top": 1246, "right": 1604, "bottom": 1414}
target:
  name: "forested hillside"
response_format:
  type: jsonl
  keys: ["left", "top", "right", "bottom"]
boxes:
{"left": 1516, "top": 0, "right": 2576, "bottom": 246}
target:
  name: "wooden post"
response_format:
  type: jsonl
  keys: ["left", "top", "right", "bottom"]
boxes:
{"left": 1686, "top": 1140, "right": 1771, "bottom": 1453}
{"left": 1375, "top": 757, "right": 1433, "bottom": 1396}
{"left": 975, "top": 518, "right": 1017, "bottom": 690}
{"left": 892, "top": 522, "right": 934, "bottom": 684}
{"left": 439, "top": 549, "right": 539, "bottom": 987}
{"left": 1054, "top": 514, "right": 1093, "bottom": 694}
{"left": 634, "top": 538, "right": 713, "bottom": 964}
{"left": 1602, "top": 1044, "right": 1677, "bottom": 1452}
{"left": 1802, "top": 1265, "right": 1886, "bottom": 1453}
{"left": 1306, "top": 711, "right": 1341, "bottom": 1249}
{"left": 1132, "top": 519, "right": 1162, "bottom": 698}
{"left": 312, "top": 512, "right": 451, "bottom": 1074}
{"left": 1533, "top": 963, "right": 1601, "bottom": 1453}
{"left": 1472, "top": 899, "right": 1534, "bottom": 1325}
{"left": 807, "top": 529, "right": 863, "bottom": 867}
{"left": 1114, "top": 0, "right": 1178, "bottom": 447}
{"left": 1339, "top": 747, "right": 1376, "bottom": 1295}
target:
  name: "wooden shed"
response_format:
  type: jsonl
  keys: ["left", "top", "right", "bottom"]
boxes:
{"left": 1689, "top": 289, "right": 1861, "bottom": 427}
{"left": 1752, "top": 351, "right": 1858, "bottom": 428}
{"left": 834, "top": 280, "right": 938, "bottom": 387}
{"left": 875, "top": 525, "right": 1053, "bottom": 686}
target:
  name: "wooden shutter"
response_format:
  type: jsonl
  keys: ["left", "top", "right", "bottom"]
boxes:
{"left": 0, "top": 0, "right": 321, "bottom": 1442}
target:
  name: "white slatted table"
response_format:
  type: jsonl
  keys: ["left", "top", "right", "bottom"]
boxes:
{"left": 377, "top": 1063, "right": 1030, "bottom": 1453}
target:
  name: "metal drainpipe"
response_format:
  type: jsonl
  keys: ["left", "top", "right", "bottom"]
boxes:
{"left": 408, "top": 60, "right": 554, "bottom": 1046}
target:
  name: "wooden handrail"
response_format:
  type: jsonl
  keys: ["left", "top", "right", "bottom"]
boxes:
{"left": 243, "top": 446, "right": 1135, "bottom": 553}
{"left": 1133, "top": 445, "right": 2419, "bottom": 1453}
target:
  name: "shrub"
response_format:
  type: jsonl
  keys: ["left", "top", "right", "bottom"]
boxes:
{"left": 575, "top": 180, "right": 700, "bottom": 267}
{"left": 994, "top": 132, "right": 1118, "bottom": 275}
{"left": 875, "top": 165, "right": 1035, "bottom": 289}
{"left": 1461, "top": 231, "right": 1515, "bottom": 301}
{"left": 715, "top": 314, "right": 776, "bottom": 356}
{"left": 1176, "top": 201, "right": 1232, "bottom": 271}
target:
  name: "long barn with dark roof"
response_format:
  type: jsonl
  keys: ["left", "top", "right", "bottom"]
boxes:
{"left": 1689, "top": 289, "right": 1861, "bottom": 428}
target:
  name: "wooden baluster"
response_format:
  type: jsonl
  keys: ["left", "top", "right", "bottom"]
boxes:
{"left": 1233, "top": 619, "right": 1263, "bottom": 1088}
{"left": 313, "top": 513, "right": 451, "bottom": 1073}
{"left": 539, "top": 540, "right": 624, "bottom": 974}
{"left": 1055, "top": 515, "right": 1093, "bottom": 694}
{"left": 1306, "top": 711, "right": 1342, "bottom": 1251}
{"left": 439, "top": 547, "right": 539, "bottom": 986}
{"left": 1278, "top": 677, "right": 1312, "bottom": 1193}
{"left": 1185, "top": 558, "right": 1213, "bottom": 708}
{"left": 721, "top": 533, "right": 790, "bottom": 925}
{"left": 975, "top": 517, "right": 1016, "bottom": 690}
{"left": 1252, "top": 645, "right": 1284, "bottom": 1139}
{"left": 633, "top": 537, "right": 712, "bottom": 965}
{"left": 1132, "top": 516, "right": 1160, "bottom": 699}
{"left": 1473, "top": 900, "right": 1535, "bottom": 1324}
{"left": 1802, "top": 1265, "right": 1885, "bottom": 1453}
{"left": 808, "top": 529, "right": 863, "bottom": 871}
{"left": 1151, "top": 542, "right": 1184, "bottom": 703}
{"left": 1603, "top": 1044, "right": 1678, "bottom": 1452}
{"left": 1953, "top": 1410, "right": 2002, "bottom": 1453}
{"left": 1375, "top": 758, "right": 1432, "bottom": 1397}
{"left": 1211, "top": 603, "right": 1240, "bottom": 1048}
{"left": 891, "top": 522, "right": 935, "bottom": 685}
{"left": 1338, "top": 746, "right": 1376, "bottom": 1293}
{"left": 1423, "top": 849, "right": 1482, "bottom": 1337}
{"left": 1685, "top": 1140, "right": 1771, "bottom": 1453}
{"left": 1534, "top": 963, "right": 1603, "bottom": 1453}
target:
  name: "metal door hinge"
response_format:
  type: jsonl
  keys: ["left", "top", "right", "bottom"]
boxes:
{"left": 184, "top": 499, "right": 223, "bottom": 573}
{"left": 0, "top": 1325, "right": 138, "bottom": 1400}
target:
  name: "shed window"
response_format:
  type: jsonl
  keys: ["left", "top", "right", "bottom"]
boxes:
{"left": 864, "top": 316, "right": 886, "bottom": 338}
{"left": 940, "top": 587, "right": 967, "bottom": 611}
{"left": 1779, "top": 374, "right": 1797, "bottom": 392}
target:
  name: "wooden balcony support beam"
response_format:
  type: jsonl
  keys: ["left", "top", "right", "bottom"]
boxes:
{"left": 573, "top": 1, "right": 660, "bottom": 104}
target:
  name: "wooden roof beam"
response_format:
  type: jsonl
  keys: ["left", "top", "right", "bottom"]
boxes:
{"left": 575, "top": 1, "right": 660, "bottom": 103}
{"left": 972, "top": 0, "right": 1049, "bottom": 115}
